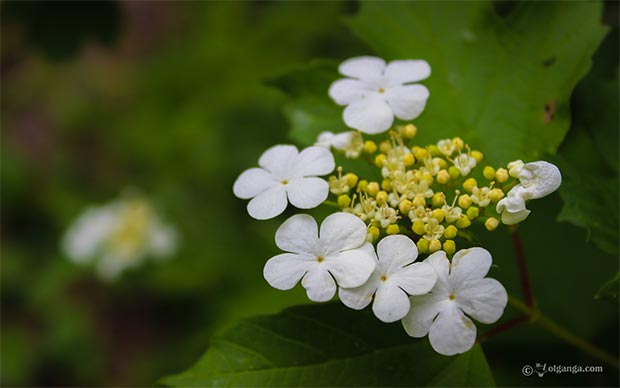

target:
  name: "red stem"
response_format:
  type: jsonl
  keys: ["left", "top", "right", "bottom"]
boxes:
{"left": 510, "top": 229, "right": 534, "bottom": 308}
{"left": 477, "top": 315, "right": 529, "bottom": 343}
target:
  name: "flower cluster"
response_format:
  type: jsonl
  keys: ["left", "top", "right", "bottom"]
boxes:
{"left": 62, "top": 193, "right": 178, "bottom": 281}
{"left": 233, "top": 56, "right": 561, "bottom": 356}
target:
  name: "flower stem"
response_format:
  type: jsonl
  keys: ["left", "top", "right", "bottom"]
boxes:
{"left": 509, "top": 228, "right": 534, "bottom": 308}
{"left": 508, "top": 296, "right": 619, "bottom": 369}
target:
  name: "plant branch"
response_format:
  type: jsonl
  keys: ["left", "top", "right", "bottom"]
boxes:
{"left": 509, "top": 228, "right": 534, "bottom": 308}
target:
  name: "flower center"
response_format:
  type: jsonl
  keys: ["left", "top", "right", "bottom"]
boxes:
{"left": 449, "top": 294, "right": 456, "bottom": 301}
{"left": 316, "top": 256, "right": 324, "bottom": 263}
{"left": 378, "top": 87, "right": 385, "bottom": 94}
{"left": 281, "top": 179, "right": 289, "bottom": 185}
{"left": 380, "top": 274, "right": 388, "bottom": 281}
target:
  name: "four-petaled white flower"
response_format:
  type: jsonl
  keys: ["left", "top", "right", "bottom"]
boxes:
{"left": 329, "top": 56, "right": 431, "bottom": 134}
{"left": 402, "top": 248, "right": 507, "bottom": 356}
{"left": 233, "top": 145, "right": 335, "bottom": 220}
{"left": 496, "top": 161, "right": 562, "bottom": 225}
{"left": 263, "top": 213, "right": 376, "bottom": 302}
{"left": 339, "top": 235, "right": 437, "bottom": 323}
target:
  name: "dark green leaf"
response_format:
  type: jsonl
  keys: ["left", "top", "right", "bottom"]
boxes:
{"left": 162, "top": 303, "right": 495, "bottom": 387}
{"left": 595, "top": 272, "right": 619, "bottom": 303}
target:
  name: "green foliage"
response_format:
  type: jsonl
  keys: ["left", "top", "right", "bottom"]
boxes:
{"left": 162, "top": 303, "right": 495, "bottom": 387}
{"left": 595, "top": 272, "right": 619, "bottom": 303}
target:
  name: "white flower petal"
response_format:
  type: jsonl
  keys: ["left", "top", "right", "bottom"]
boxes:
{"left": 385, "top": 84, "right": 429, "bottom": 120}
{"left": 319, "top": 212, "right": 368, "bottom": 254}
{"left": 286, "top": 177, "right": 329, "bottom": 210}
{"left": 233, "top": 168, "right": 277, "bottom": 199}
{"left": 424, "top": 250, "right": 451, "bottom": 286}
{"left": 391, "top": 262, "right": 437, "bottom": 296}
{"left": 457, "top": 278, "right": 508, "bottom": 324}
{"left": 329, "top": 132, "right": 356, "bottom": 150}
{"left": 315, "top": 131, "right": 335, "bottom": 148}
{"left": 292, "top": 146, "right": 335, "bottom": 177}
{"left": 343, "top": 95, "right": 394, "bottom": 134}
{"left": 327, "top": 244, "right": 376, "bottom": 288}
{"left": 338, "top": 275, "right": 380, "bottom": 310}
{"left": 501, "top": 207, "right": 531, "bottom": 225}
{"left": 402, "top": 292, "right": 449, "bottom": 338}
{"left": 275, "top": 214, "right": 319, "bottom": 255}
{"left": 519, "top": 161, "right": 562, "bottom": 199}
{"left": 339, "top": 56, "right": 386, "bottom": 79}
{"left": 258, "top": 145, "right": 299, "bottom": 179}
{"left": 384, "top": 60, "right": 431, "bottom": 85}
{"left": 428, "top": 303, "right": 477, "bottom": 356}
{"left": 328, "top": 79, "right": 369, "bottom": 105}
{"left": 302, "top": 267, "right": 337, "bottom": 302}
{"left": 263, "top": 253, "right": 314, "bottom": 290}
{"left": 373, "top": 281, "right": 411, "bottom": 323}
{"left": 247, "top": 185, "right": 288, "bottom": 220}
{"left": 449, "top": 247, "right": 492, "bottom": 287}
{"left": 376, "top": 235, "right": 418, "bottom": 275}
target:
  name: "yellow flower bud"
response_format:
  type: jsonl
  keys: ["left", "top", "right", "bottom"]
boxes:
{"left": 363, "top": 140, "right": 377, "bottom": 154}
{"left": 379, "top": 141, "right": 391, "bottom": 154}
{"left": 467, "top": 206, "right": 479, "bottom": 220}
{"left": 463, "top": 178, "right": 477, "bottom": 192}
{"left": 417, "top": 238, "right": 429, "bottom": 253}
{"left": 429, "top": 239, "right": 442, "bottom": 253}
{"left": 381, "top": 179, "right": 392, "bottom": 191}
{"left": 443, "top": 240, "right": 456, "bottom": 255}
{"left": 368, "top": 225, "right": 380, "bottom": 241}
{"left": 376, "top": 191, "right": 388, "bottom": 205}
{"left": 471, "top": 150, "right": 483, "bottom": 163}
{"left": 337, "top": 194, "right": 351, "bottom": 208}
{"left": 403, "top": 153, "right": 415, "bottom": 167}
{"left": 345, "top": 173, "right": 358, "bottom": 188}
{"left": 386, "top": 224, "right": 400, "bottom": 235}
{"left": 489, "top": 188, "right": 504, "bottom": 202}
{"left": 496, "top": 168, "right": 509, "bottom": 183}
{"left": 483, "top": 166, "right": 496, "bottom": 180}
{"left": 453, "top": 137, "right": 464, "bottom": 151}
{"left": 458, "top": 194, "right": 472, "bottom": 209}
{"left": 437, "top": 158, "right": 448, "bottom": 169}
{"left": 421, "top": 172, "right": 434, "bottom": 184}
{"left": 456, "top": 216, "right": 472, "bottom": 229}
{"left": 428, "top": 145, "right": 441, "bottom": 156}
{"left": 436, "top": 169, "right": 450, "bottom": 184}
{"left": 357, "top": 180, "right": 368, "bottom": 191}
{"left": 444, "top": 225, "right": 458, "bottom": 239}
{"left": 400, "top": 123, "right": 417, "bottom": 139}
{"left": 448, "top": 166, "right": 461, "bottom": 179}
{"left": 366, "top": 182, "right": 380, "bottom": 196}
{"left": 374, "top": 154, "right": 386, "bottom": 168}
{"left": 414, "top": 148, "right": 429, "bottom": 161}
{"left": 485, "top": 217, "right": 499, "bottom": 231}
{"left": 412, "top": 220, "right": 426, "bottom": 235}
{"left": 411, "top": 195, "right": 425, "bottom": 208}
{"left": 398, "top": 199, "right": 412, "bottom": 214}
{"left": 432, "top": 192, "right": 446, "bottom": 208}
{"left": 431, "top": 209, "right": 445, "bottom": 223}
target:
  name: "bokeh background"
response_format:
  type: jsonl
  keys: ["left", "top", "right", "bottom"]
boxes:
{"left": 1, "top": 1, "right": 618, "bottom": 387}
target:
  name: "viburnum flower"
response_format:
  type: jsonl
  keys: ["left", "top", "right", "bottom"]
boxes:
{"left": 263, "top": 213, "right": 376, "bottom": 302}
{"left": 233, "top": 145, "right": 335, "bottom": 220}
{"left": 339, "top": 235, "right": 437, "bottom": 322}
{"left": 401, "top": 247, "right": 507, "bottom": 356}
{"left": 328, "top": 56, "right": 430, "bottom": 134}
{"left": 62, "top": 195, "right": 178, "bottom": 280}
{"left": 496, "top": 161, "right": 561, "bottom": 225}
{"left": 315, "top": 131, "right": 364, "bottom": 158}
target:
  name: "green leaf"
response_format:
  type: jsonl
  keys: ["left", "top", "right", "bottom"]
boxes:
{"left": 278, "top": 2, "right": 608, "bottom": 164}
{"left": 595, "top": 272, "right": 619, "bottom": 303}
{"left": 161, "top": 303, "right": 495, "bottom": 387}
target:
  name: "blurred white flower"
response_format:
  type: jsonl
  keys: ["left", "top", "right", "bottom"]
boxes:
{"left": 315, "top": 131, "right": 364, "bottom": 158}
{"left": 496, "top": 161, "right": 561, "bottom": 225}
{"left": 339, "top": 235, "right": 436, "bottom": 323}
{"left": 233, "top": 145, "right": 335, "bottom": 220}
{"left": 329, "top": 56, "right": 430, "bottom": 134}
{"left": 402, "top": 248, "right": 507, "bottom": 356}
{"left": 263, "top": 213, "right": 376, "bottom": 302}
{"left": 62, "top": 195, "right": 178, "bottom": 281}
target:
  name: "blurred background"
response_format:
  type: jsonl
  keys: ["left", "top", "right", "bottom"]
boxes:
{"left": 1, "top": 1, "right": 618, "bottom": 387}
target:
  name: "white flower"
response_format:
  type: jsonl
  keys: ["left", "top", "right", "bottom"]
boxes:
{"left": 263, "top": 213, "right": 376, "bottom": 302}
{"left": 402, "top": 248, "right": 507, "bottom": 356}
{"left": 233, "top": 145, "right": 335, "bottom": 220}
{"left": 328, "top": 56, "right": 431, "bottom": 134}
{"left": 453, "top": 154, "right": 477, "bottom": 176}
{"left": 496, "top": 161, "right": 561, "bottom": 225}
{"left": 62, "top": 196, "right": 178, "bottom": 281}
{"left": 339, "top": 235, "right": 437, "bottom": 323}
{"left": 315, "top": 131, "right": 363, "bottom": 158}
